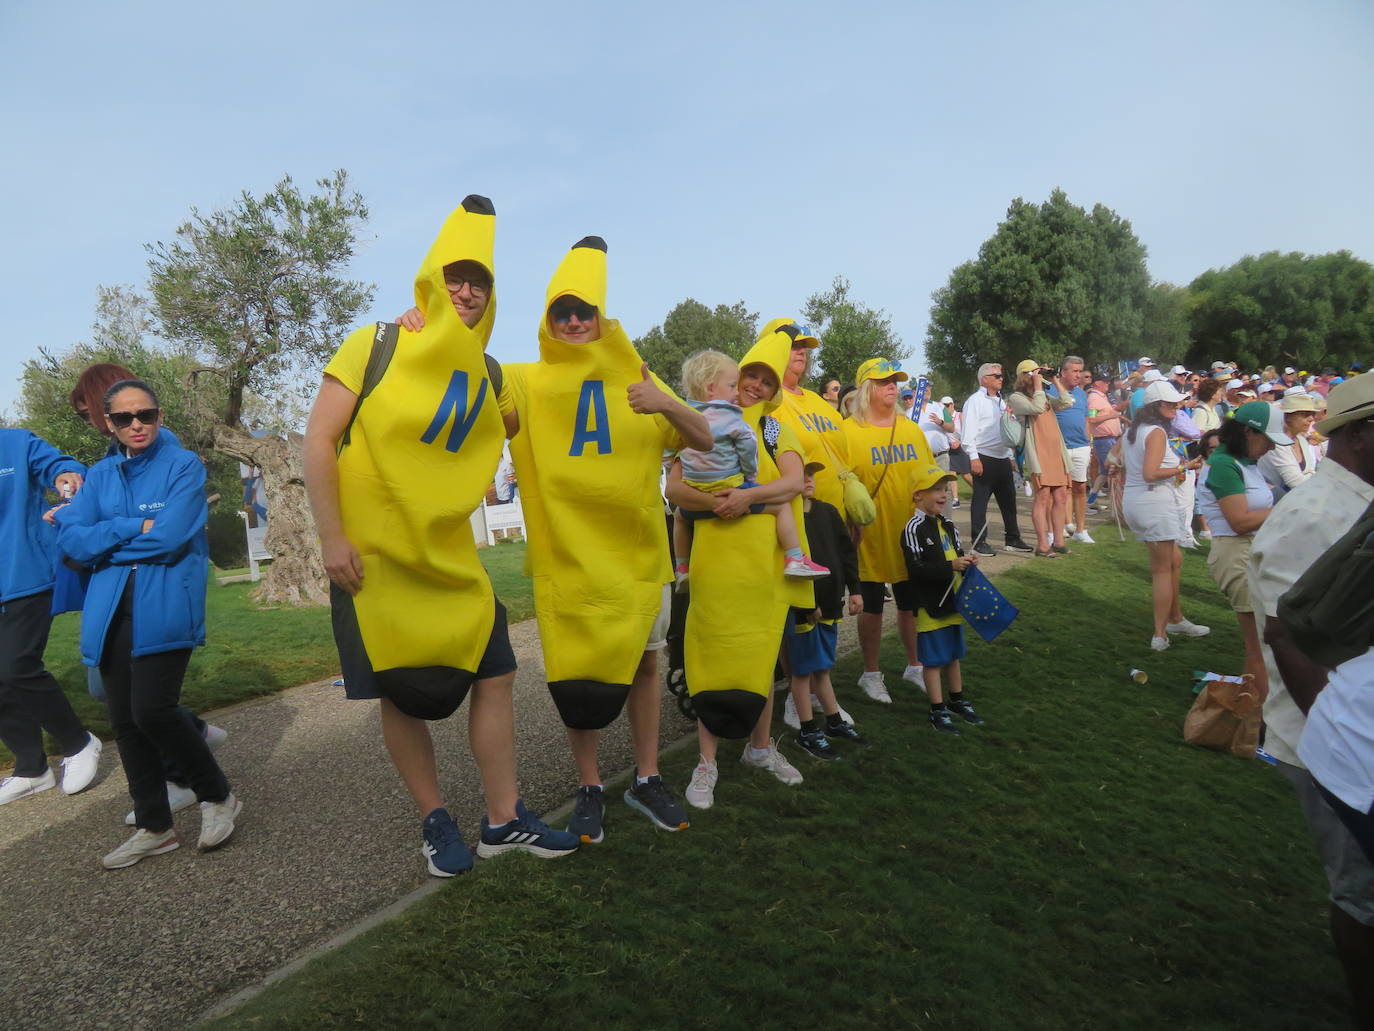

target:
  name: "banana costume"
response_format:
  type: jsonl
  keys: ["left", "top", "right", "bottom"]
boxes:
{"left": 505, "top": 237, "right": 683, "bottom": 730}
{"left": 324, "top": 195, "right": 505, "bottom": 719}
{"left": 684, "top": 326, "right": 814, "bottom": 739}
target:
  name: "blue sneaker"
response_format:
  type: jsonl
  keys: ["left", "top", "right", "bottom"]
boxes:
{"left": 421, "top": 808, "right": 473, "bottom": 877}
{"left": 477, "top": 800, "right": 579, "bottom": 860}
{"left": 1087, "top": 490, "right": 1099, "bottom": 506}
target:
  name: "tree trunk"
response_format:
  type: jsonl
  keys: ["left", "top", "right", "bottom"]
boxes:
{"left": 212, "top": 423, "right": 330, "bottom": 606}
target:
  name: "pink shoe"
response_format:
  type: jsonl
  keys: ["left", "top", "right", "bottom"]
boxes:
{"left": 783, "top": 555, "right": 830, "bottom": 580}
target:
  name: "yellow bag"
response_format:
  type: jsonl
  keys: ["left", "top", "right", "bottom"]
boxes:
{"left": 1182, "top": 674, "right": 1262, "bottom": 758}
{"left": 816, "top": 424, "right": 877, "bottom": 526}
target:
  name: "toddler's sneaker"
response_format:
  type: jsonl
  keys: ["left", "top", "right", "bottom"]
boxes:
{"left": 740, "top": 739, "right": 803, "bottom": 786}
{"left": 477, "top": 800, "right": 579, "bottom": 859}
{"left": 684, "top": 757, "right": 718, "bottom": 810}
{"left": 858, "top": 671, "right": 891, "bottom": 704}
{"left": 783, "top": 555, "right": 830, "bottom": 580}
{"left": 567, "top": 785, "right": 606, "bottom": 844}
{"left": 421, "top": 807, "right": 474, "bottom": 877}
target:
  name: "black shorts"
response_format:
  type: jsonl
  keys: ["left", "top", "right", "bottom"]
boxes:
{"left": 332, "top": 587, "right": 517, "bottom": 700}
{"left": 859, "top": 580, "right": 917, "bottom": 615}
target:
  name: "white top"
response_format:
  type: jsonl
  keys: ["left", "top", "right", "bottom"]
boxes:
{"left": 961, "top": 388, "right": 1010, "bottom": 460}
{"left": 1122, "top": 424, "right": 1178, "bottom": 490}
{"left": 1257, "top": 436, "right": 1318, "bottom": 495}
{"left": 1248, "top": 460, "right": 1374, "bottom": 766}
{"left": 917, "top": 402, "right": 952, "bottom": 454}
{"left": 1299, "top": 647, "right": 1374, "bottom": 812}
{"left": 1196, "top": 454, "right": 1271, "bottom": 537}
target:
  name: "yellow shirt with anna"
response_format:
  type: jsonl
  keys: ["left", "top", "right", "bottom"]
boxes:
{"left": 842, "top": 417, "right": 936, "bottom": 583}
{"left": 775, "top": 387, "right": 849, "bottom": 513}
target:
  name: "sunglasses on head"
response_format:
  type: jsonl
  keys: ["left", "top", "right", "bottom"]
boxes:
{"left": 107, "top": 408, "right": 160, "bottom": 429}
{"left": 549, "top": 300, "right": 597, "bottom": 323}
{"left": 869, "top": 359, "right": 902, "bottom": 375}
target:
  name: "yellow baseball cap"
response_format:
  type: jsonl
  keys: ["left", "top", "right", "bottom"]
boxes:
{"left": 912, "top": 464, "right": 955, "bottom": 492}
{"left": 1015, "top": 359, "right": 1041, "bottom": 376}
{"left": 856, "top": 357, "right": 909, "bottom": 384}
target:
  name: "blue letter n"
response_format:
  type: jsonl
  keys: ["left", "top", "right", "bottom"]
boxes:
{"left": 420, "top": 370, "right": 488, "bottom": 453}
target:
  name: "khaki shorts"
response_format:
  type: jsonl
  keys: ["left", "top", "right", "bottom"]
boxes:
{"left": 1206, "top": 533, "right": 1254, "bottom": 613}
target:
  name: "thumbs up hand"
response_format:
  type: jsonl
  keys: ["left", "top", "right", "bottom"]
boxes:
{"left": 626, "top": 362, "right": 669, "bottom": 415}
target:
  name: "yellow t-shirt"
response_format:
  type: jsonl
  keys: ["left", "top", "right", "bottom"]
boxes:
{"left": 775, "top": 388, "right": 849, "bottom": 513}
{"left": 842, "top": 417, "right": 936, "bottom": 583}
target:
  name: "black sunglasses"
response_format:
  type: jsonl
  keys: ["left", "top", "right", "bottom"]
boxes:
{"left": 985, "top": 372, "right": 1005, "bottom": 379}
{"left": 549, "top": 300, "right": 598, "bottom": 324}
{"left": 107, "top": 408, "right": 160, "bottom": 429}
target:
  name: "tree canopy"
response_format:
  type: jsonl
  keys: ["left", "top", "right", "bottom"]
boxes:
{"left": 634, "top": 299, "right": 756, "bottom": 395}
{"left": 925, "top": 189, "right": 1150, "bottom": 394}
{"left": 802, "top": 276, "right": 909, "bottom": 389}
{"left": 1185, "top": 250, "right": 1374, "bottom": 372}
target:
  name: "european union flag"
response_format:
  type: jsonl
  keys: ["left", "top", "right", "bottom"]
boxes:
{"left": 956, "top": 565, "right": 1018, "bottom": 642}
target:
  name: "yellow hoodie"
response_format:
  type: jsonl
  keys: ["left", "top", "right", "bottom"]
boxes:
{"left": 505, "top": 237, "right": 685, "bottom": 730}
{"left": 684, "top": 325, "right": 814, "bottom": 739}
{"left": 323, "top": 195, "right": 504, "bottom": 696}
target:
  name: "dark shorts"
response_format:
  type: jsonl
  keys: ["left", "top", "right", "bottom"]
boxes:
{"left": 948, "top": 447, "right": 972, "bottom": 475}
{"left": 1092, "top": 436, "right": 1117, "bottom": 473}
{"left": 332, "top": 586, "right": 517, "bottom": 701}
{"left": 860, "top": 579, "right": 917, "bottom": 615}
{"left": 917, "top": 624, "right": 967, "bottom": 668}
{"left": 784, "top": 616, "right": 838, "bottom": 676}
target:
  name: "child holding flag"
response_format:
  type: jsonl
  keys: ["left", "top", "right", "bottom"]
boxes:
{"left": 900, "top": 465, "right": 985, "bottom": 734}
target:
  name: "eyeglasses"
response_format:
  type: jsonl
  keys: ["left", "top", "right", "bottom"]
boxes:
{"left": 107, "top": 408, "right": 160, "bottom": 429}
{"left": 444, "top": 273, "right": 490, "bottom": 296}
{"left": 549, "top": 300, "right": 598, "bottom": 323}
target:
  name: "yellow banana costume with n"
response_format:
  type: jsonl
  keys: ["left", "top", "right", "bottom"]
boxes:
{"left": 685, "top": 325, "right": 814, "bottom": 738}
{"left": 324, "top": 195, "right": 504, "bottom": 719}
{"left": 505, "top": 237, "right": 681, "bottom": 730}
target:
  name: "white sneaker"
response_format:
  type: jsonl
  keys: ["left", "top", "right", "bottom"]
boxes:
{"left": 103, "top": 828, "right": 180, "bottom": 870}
{"left": 204, "top": 724, "right": 228, "bottom": 751}
{"left": 1070, "top": 530, "right": 1094, "bottom": 544}
{"left": 125, "top": 782, "right": 199, "bottom": 826}
{"left": 858, "top": 671, "right": 891, "bottom": 704}
{"left": 1166, "top": 620, "right": 1211, "bottom": 638}
{"left": 1198, "top": 529, "right": 1213, "bottom": 540}
{"left": 741, "top": 739, "right": 803, "bottom": 785}
{"left": 783, "top": 693, "right": 801, "bottom": 730}
{"left": 902, "top": 664, "right": 925, "bottom": 689}
{"left": 0, "top": 769, "right": 56, "bottom": 805}
{"left": 60, "top": 733, "right": 102, "bottom": 795}
{"left": 198, "top": 793, "right": 242, "bottom": 850}
{"left": 1065, "top": 522, "right": 1077, "bottom": 535}
{"left": 1151, "top": 636, "right": 1170, "bottom": 652}
{"left": 685, "top": 758, "right": 718, "bottom": 809}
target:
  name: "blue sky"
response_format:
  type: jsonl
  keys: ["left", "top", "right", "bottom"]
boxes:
{"left": 2, "top": 0, "right": 1371, "bottom": 418}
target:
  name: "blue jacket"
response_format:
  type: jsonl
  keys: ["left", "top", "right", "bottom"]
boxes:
{"left": 0, "top": 428, "right": 84, "bottom": 604}
{"left": 54, "top": 430, "right": 208, "bottom": 665}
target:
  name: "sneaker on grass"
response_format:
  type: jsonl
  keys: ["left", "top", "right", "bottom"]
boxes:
{"left": 60, "top": 733, "right": 102, "bottom": 795}
{"left": 126, "top": 781, "right": 197, "bottom": 826}
{"left": 624, "top": 771, "right": 689, "bottom": 831}
{"left": 477, "top": 800, "right": 579, "bottom": 859}
{"left": 794, "top": 729, "right": 842, "bottom": 762}
{"left": 858, "top": 671, "right": 891, "bottom": 703}
{"left": 928, "top": 708, "right": 961, "bottom": 735}
{"left": 198, "top": 793, "right": 242, "bottom": 851}
{"left": 568, "top": 785, "right": 606, "bottom": 844}
{"left": 103, "top": 828, "right": 179, "bottom": 870}
{"left": 685, "top": 757, "right": 718, "bottom": 810}
{"left": 947, "top": 697, "right": 985, "bottom": 725}
{"left": 825, "top": 719, "right": 871, "bottom": 747}
{"left": 902, "top": 664, "right": 925, "bottom": 688}
{"left": 741, "top": 739, "right": 803, "bottom": 785}
{"left": 421, "top": 807, "right": 473, "bottom": 877}
{"left": 1166, "top": 619, "right": 1210, "bottom": 637}
{"left": 1071, "top": 530, "right": 1096, "bottom": 544}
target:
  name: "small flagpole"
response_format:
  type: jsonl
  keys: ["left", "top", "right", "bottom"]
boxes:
{"left": 938, "top": 523, "right": 986, "bottom": 609}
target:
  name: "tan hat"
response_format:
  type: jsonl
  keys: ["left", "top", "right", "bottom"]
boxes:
{"left": 1279, "top": 393, "right": 1318, "bottom": 414}
{"left": 1316, "top": 371, "right": 1374, "bottom": 435}
{"left": 1015, "top": 359, "right": 1040, "bottom": 376}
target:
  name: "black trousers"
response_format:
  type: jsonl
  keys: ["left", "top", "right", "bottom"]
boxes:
{"left": 970, "top": 455, "right": 1025, "bottom": 548}
{"left": 101, "top": 585, "right": 228, "bottom": 832}
{"left": 0, "top": 591, "right": 89, "bottom": 777}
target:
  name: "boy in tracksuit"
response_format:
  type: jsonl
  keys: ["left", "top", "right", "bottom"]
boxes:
{"left": 900, "top": 464, "right": 985, "bottom": 735}
{"left": 785, "top": 461, "right": 867, "bottom": 760}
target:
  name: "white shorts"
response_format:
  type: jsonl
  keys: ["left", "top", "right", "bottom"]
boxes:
{"left": 1066, "top": 445, "right": 1091, "bottom": 483}
{"left": 1124, "top": 484, "right": 1188, "bottom": 543}
{"left": 645, "top": 584, "right": 671, "bottom": 651}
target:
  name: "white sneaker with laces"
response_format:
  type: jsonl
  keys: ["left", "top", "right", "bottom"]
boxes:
{"left": 61, "top": 733, "right": 102, "bottom": 795}
{"left": 741, "top": 739, "right": 803, "bottom": 786}
{"left": 1151, "top": 636, "right": 1170, "bottom": 651}
{"left": 858, "top": 671, "right": 891, "bottom": 703}
{"left": 198, "top": 793, "right": 242, "bottom": 850}
{"left": 103, "top": 828, "right": 179, "bottom": 870}
{"left": 684, "top": 758, "right": 718, "bottom": 809}
{"left": 902, "top": 664, "right": 925, "bottom": 689}
{"left": 1072, "top": 530, "right": 1096, "bottom": 544}
{"left": 126, "top": 782, "right": 199, "bottom": 826}
{"left": 1166, "top": 620, "right": 1211, "bottom": 638}
{"left": 0, "top": 769, "right": 56, "bottom": 806}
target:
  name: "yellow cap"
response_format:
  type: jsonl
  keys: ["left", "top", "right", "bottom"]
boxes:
{"left": 1015, "top": 359, "right": 1040, "bottom": 376}
{"left": 912, "top": 464, "right": 956, "bottom": 492}
{"left": 855, "top": 357, "right": 908, "bottom": 384}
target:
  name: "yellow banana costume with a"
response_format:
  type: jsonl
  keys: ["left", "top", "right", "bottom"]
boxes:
{"left": 684, "top": 325, "right": 814, "bottom": 738}
{"left": 505, "top": 237, "right": 682, "bottom": 730}
{"left": 324, "top": 195, "right": 504, "bottom": 719}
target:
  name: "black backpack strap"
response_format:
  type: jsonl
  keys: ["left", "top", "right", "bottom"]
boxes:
{"left": 760, "top": 414, "right": 781, "bottom": 463}
{"left": 340, "top": 322, "right": 399, "bottom": 450}
{"left": 484, "top": 352, "right": 503, "bottom": 398}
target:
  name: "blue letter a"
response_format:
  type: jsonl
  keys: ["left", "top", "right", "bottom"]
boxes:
{"left": 420, "top": 370, "right": 488, "bottom": 453}
{"left": 570, "top": 380, "right": 612, "bottom": 456}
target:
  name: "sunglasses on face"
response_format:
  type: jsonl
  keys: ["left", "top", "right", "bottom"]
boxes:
{"left": 550, "top": 300, "right": 598, "bottom": 323}
{"left": 107, "top": 408, "right": 160, "bottom": 429}
{"left": 985, "top": 372, "right": 1005, "bottom": 379}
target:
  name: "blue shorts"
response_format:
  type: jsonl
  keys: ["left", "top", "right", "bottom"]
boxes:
{"left": 784, "top": 615, "right": 838, "bottom": 676}
{"left": 917, "top": 624, "right": 966, "bottom": 668}
{"left": 1091, "top": 437, "right": 1116, "bottom": 473}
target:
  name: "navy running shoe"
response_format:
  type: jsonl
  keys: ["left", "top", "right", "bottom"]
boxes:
{"left": 947, "top": 697, "right": 986, "bottom": 725}
{"left": 477, "top": 800, "right": 579, "bottom": 859}
{"left": 624, "top": 771, "right": 689, "bottom": 832}
{"left": 568, "top": 785, "right": 606, "bottom": 844}
{"left": 421, "top": 807, "right": 473, "bottom": 877}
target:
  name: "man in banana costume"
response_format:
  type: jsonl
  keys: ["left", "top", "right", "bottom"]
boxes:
{"left": 305, "top": 196, "right": 577, "bottom": 878}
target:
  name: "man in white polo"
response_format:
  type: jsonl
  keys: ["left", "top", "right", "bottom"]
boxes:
{"left": 961, "top": 363, "right": 1033, "bottom": 557}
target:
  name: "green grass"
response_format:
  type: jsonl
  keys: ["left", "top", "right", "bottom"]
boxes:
{"left": 6, "top": 543, "right": 533, "bottom": 768}
{"left": 206, "top": 535, "right": 1349, "bottom": 1030}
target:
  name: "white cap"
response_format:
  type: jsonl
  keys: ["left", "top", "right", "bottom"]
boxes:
{"left": 1170, "top": 365, "right": 1187, "bottom": 375}
{"left": 1250, "top": 373, "right": 1262, "bottom": 381}
{"left": 1143, "top": 381, "right": 1186, "bottom": 405}
{"left": 1226, "top": 378, "right": 1244, "bottom": 390}
{"left": 1211, "top": 361, "right": 1226, "bottom": 370}
{"left": 1283, "top": 384, "right": 1308, "bottom": 397}
{"left": 939, "top": 395, "right": 953, "bottom": 404}
{"left": 1260, "top": 381, "right": 1283, "bottom": 394}
{"left": 1138, "top": 356, "right": 1155, "bottom": 367}
{"left": 1142, "top": 369, "right": 1164, "bottom": 383}
{"left": 1284, "top": 366, "right": 1296, "bottom": 375}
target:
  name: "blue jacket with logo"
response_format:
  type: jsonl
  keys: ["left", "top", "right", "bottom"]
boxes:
{"left": 54, "top": 430, "right": 208, "bottom": 665}
{"left": 0, "top": 428, "right": 84, "bottom": 604}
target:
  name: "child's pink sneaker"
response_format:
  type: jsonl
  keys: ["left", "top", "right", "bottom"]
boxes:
{"left": 783, "top": 555, "right": 830, "bottom": 580}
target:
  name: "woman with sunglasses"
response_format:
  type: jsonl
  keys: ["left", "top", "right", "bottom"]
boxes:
{"left": 55, "top": 379, "right": 240, "bottom": 868}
